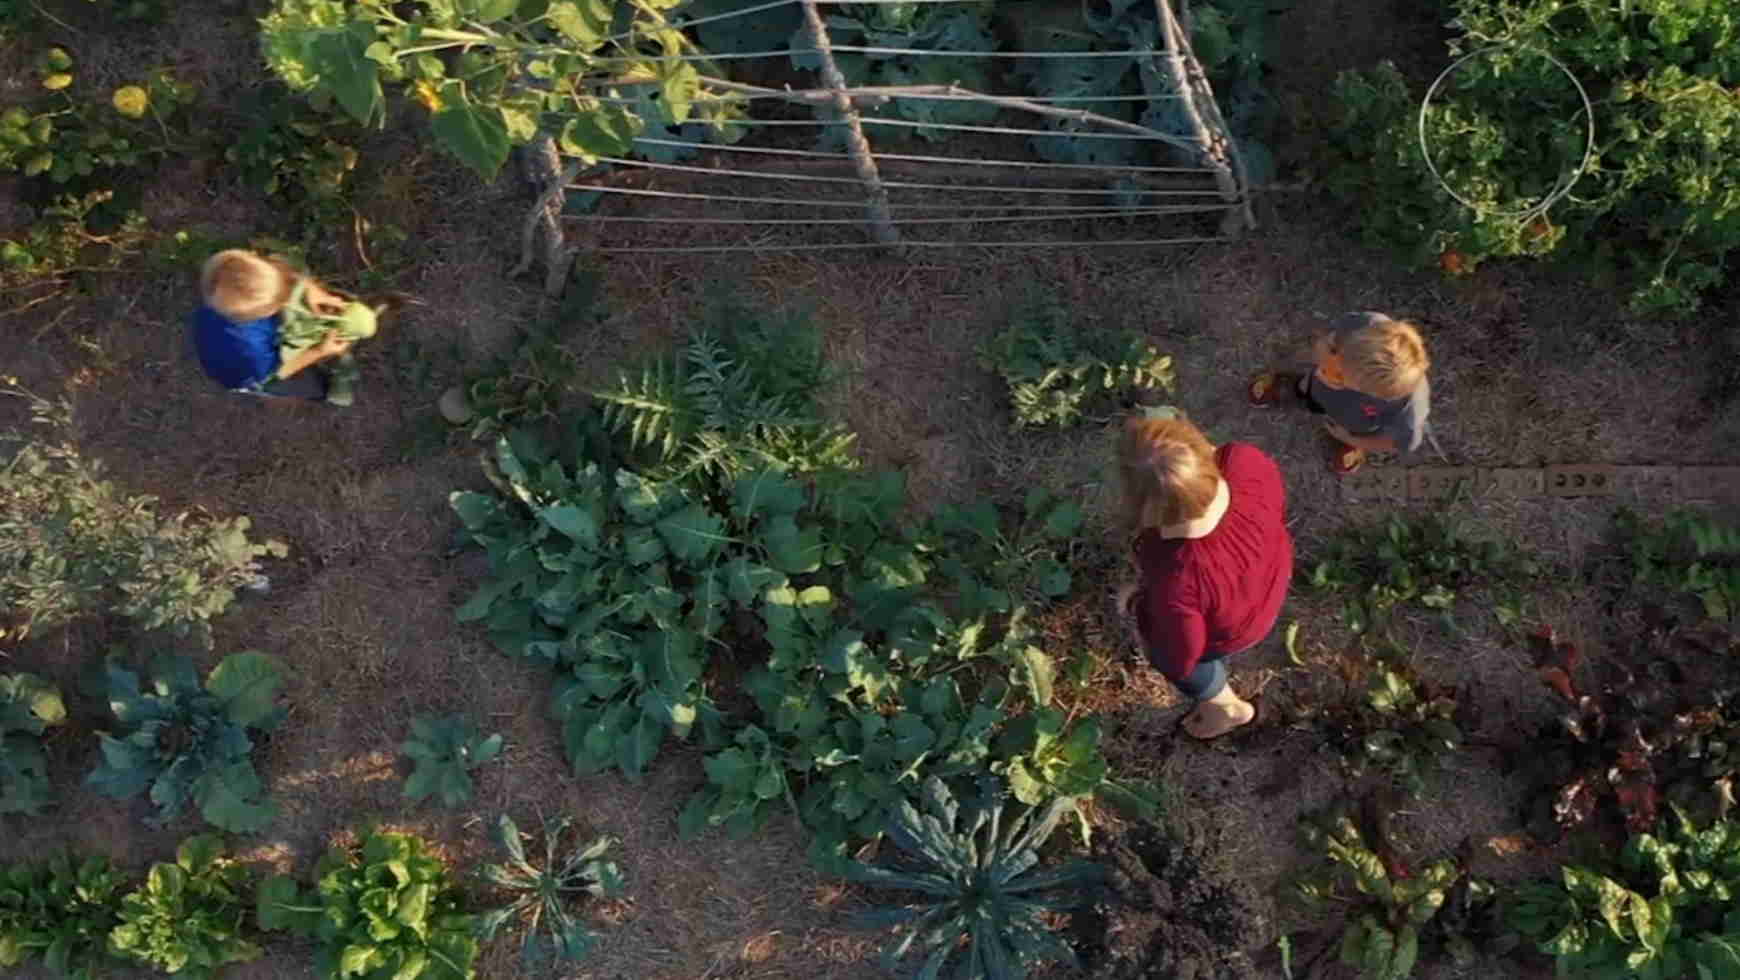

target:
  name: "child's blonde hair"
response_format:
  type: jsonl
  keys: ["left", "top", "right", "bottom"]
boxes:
{"left": 1118, "top": 415, "right": 1220, "bottom": 532}
{"left": 200, "top": 249, "right": 293, "bottom": 323}
{"left": 1338, "top": 316, "right": 1429, "bottom": 400}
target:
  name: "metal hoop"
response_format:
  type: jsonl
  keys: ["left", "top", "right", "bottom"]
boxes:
{"left": 1417, "top": 43, "right": 1596, "bottom": 222}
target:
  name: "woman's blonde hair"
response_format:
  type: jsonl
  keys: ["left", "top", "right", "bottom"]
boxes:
{"left": 1339, "top": 317, "right": 1429, "bottom": 400}
{"left": 1118, "top": 415, "right": 1220, "bottom": 532}
{"left": 200, "top": 249, "right": 293, "bottom": 322}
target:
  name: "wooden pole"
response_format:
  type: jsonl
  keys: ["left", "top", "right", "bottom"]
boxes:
{"left": 1154, "top": 0, "right": 1255, "bottom": 232}
{"left": 797, "top": 0, "right": 899, "bottom": 246}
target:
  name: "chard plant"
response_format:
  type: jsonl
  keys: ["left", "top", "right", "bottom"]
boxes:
{"left": 0, "top": 672, "right": 65, "bottom": 816}
{"left": 258, "top": 829, "right": 478, "bottom": 980}
{"left": 402, "top": 714, "right": 504, "bottom": 808}
{"left": 475, "top": 813, "right": 623, "bottom": 967}
{"left": 260, "top": 0, "right": 746, "bottom": 180}
{"left": 1507, "top": 810, "right": 1740, "bottom": 979}
{"left": 0, "top": 853, "right": 125, "bottom": 980}
{"left": 844, "top": 776, "right": 1103, "bottom": 980}
{"left": 86, "top": 652, "right": 287, "bottom": 833}
{"left": 1328, "top": 657, "right": 1465, "bottom": 796}
{"left": 979, "top": 299, "right": 1174, "bottom": 430}
{"left": 109, "top": 835, "right": 261, "bottom": 979}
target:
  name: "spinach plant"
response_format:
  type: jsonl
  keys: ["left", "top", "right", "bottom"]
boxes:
{"left": 0, "top": 853, "right": 124, "bottom": 980}
{"left": 109, "top": 834, "right": 261, "bottom": 979}
{"left": 1507, "top": 810, "right": 1740, "bottom": 979}
{"left": 86, "top": 651, "right": 287, "bottom": 833}
{"left": 844, "top": 776, "right": 1103, "bottom": 980}
{"left": 0, "top": 672, "right": 65, "bottom": 816}
{"left": 402, "top": 714, "right": 504, "bottom": 808}
{"left": 476, "top": 813, "right": 623, "bottom": 967}
{"left": 980, "top": 298, "right": 1174, "bottom": 429}
{"left": 258, "top": 829, "right": 478, "bottom": 980}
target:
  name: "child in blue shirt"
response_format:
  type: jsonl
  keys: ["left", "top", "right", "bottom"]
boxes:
{"left": 191, "top": 250, "right": 363, "bottom": 405}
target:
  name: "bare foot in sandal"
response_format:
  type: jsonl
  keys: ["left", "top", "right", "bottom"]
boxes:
{"left": 1182, "top": 688, "right": 1257, "bottom": 740}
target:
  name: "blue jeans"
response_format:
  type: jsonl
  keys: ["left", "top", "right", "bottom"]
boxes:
{"left": 1173, "top": 652, "right": 1228, "bottom": 700}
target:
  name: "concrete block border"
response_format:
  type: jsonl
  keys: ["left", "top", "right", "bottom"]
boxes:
{"left": 1342, "top": 465, "right": 1740, "bottom": 504}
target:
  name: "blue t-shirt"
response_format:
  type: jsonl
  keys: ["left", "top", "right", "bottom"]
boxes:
{"left": 191, "top": 306, "right": 281, "bottom": 390}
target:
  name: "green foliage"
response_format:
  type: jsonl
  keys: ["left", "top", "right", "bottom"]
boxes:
{"left": 457, "top": 271, "right": 601, "bottom": 439}
{"left": 1, "top": 190, "right": 149, "bottom": 316}
{"left": 1327, "top": 656, "right": 1464, "bottom": 796}
{"left": 993, "top": 707, "right": 1107, "bottom": 807}
{"left": 980, "top": 299, "right": 1174, "bottom": 429}
{"left": 86, "top": 652, "right": 287, "bottom": 833}
{"left": 401, "top": 715, "right": 504, "bottom": 808}
{"left": 844, "top": 777, "right": 1102, "bottom": 980}
{"left": 1323, "top": 0, "right": 1740, "bottom": 314}
{"left": 594, "top": 302, "right": 858, "bottom": 484}
{"left": 1507, "top": 810, "right": 1740, "bottom": 980}
{"left": 0, "top": 385, "right": 286, "bottom": 644}
{"left": 0, "top": 853, "right": 125, "bottom": 980}
{"left": 475, "top": 813, "right": 623, "bottom": 967}
{"left": 109, "top": 835, "right": 260, "bottom": 979}
{"left": 1617, "top": 510, "right": 1740, "bottom": 624}
{"left": 928, "top": 487, "right": 1083, "bottom": 618}
{"left": 0, "top": 55, "right": 195, "bottom": 182}
{"left": 257, "top": 829, "right": 478, "bottom": 980}
{"left": 1296, "top": 810, "right": 1464, "bottom": 980}
{"left": 1304, "top": 512, "right": 1540, "bottom": 635}
{"left": 0, "top": 672, "right": 65, "bottom": 816}
{"left": 226, "top": 83, "right": 360, "bottom": 201}
{"left": 260, "top": 0, "right": 746, "bottom": 179}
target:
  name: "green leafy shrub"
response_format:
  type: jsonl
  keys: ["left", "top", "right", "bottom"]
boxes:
{"left": 0, "top": 672, "right": 65, "bottom": 815}
{"left": 225, "top": 82, "right": 359, "bottom": 201}
{"left": 1617, "top": 510, "right": 1740, "bottom": 625}
{"left": 0, "top": 386, "right": 286, "bottom": 644}
{"left": 993, "top": 707, "right": 1108, "bottom": 807}
{"left": 401, "top": 714, "right": 503, "bottom": 808}
{"left": 476, "top": 814, "right": 623, "bottom": 967}
{"left": 0, "top": 853, "right": 125, "bottom": 980}
{"left": 109, "top": 834, "right": 260, "bottom": 979}
{"left": 927, "top": 488, "right": 1083, "bottom": 617}
{"left": 1326, "top": 657, "right": 1464, "bottom": 795}
{"left": 257, "top": 829, "right": 478, "bottom": 980}
{"left": 1295, "top": 808, "right": 1466, "bottom": 980}
{"left": 1507, "top": 810, "right": 1740, "bottom": 979}
{"left": 594, "top": 304, "right": 857, "bottom": 484}
{"left": 0, "top": 54, "right": 195, "bottom": 182}
{"left": 844, "top": 777, "right": 1102, "bottom": 979}
{"left": 86, "top": 652, "right": 287, "bottom": 833}
{"left": 980, "top": 300, "right": 1174, "bottom": 429}
{"left": 1322, "top": 0, "right": 1740, "bottom": 314}
{"left": 1303, "top": 512, "right": 1540, "bottom": 634}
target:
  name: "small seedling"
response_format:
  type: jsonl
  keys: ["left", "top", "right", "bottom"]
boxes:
{"left": 402, "top": 714, "right": 503, "bottom": 808}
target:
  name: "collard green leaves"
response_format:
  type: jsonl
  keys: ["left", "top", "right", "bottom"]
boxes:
{"left": 0, "top": 672, "right": 65, "bottom": 815}
{"left": 402, "top": 715, "right": 504, "bottom": 808}
{"left": 85, "top": 652, "right": 286, "bottom": 833}
{"left": 109, "top": 835, "right": 261, "bottom": 979}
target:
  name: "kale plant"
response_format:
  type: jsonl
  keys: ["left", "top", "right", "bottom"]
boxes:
{"left": 0, "top": 671, "right": 65, "bottom": 815}
{"left": 476, "top": 814, "right": 623, "bottom": 967}
{"left": 980, "top": 298, "right": 1173, "bottom": 429}
{"left": 109, "top": 834, "right": 260, "bottom": 979}
{"left": 0, "top": 853, "right": 125, "bottom": 980}
{"left": 257, "top": 829, "right": 478, "bottom": 980}
{"left": 402, "top": 714, "right": 504, "bottom": 808}
{"left": 86, "top": 652, "right": 286, "bottom": 832}
{"left": 844, "top": 777, "right": 1103, "bottom": 979}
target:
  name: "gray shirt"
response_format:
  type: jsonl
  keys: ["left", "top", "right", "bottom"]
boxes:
{"left": 1304, "top": 312, "right": 1430, "bottom": 455}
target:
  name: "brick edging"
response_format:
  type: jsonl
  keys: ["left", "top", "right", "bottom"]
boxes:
{"left": 1341, "top": 465, "right": 1740, "bottom": 502}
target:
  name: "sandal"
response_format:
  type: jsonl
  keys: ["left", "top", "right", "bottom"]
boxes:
{"left": 1328, "top": 443, "right": 1365, "bottom": 476}
{"left": 1248, "top": 371, "right": 1304, "bottom": 408}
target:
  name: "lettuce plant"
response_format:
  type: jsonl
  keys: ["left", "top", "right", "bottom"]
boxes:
{"left": 476, "top": 814, "right": 623, "bottom": 967}
{"left": 257, "top": 829, "right": 478, "bottom": 980}
{"left": 109, "top": 834, "right": 261, "bottom": 979}
{"left": 0, "top": 853, "right": 124, "bottom": 980}
{"left": 0, "top": 671, "right": 65, "bottom": 815}
{"left": 86, "top": 652, "right": 286, "bottom": 833}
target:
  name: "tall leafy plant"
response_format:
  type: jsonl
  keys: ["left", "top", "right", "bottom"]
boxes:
{"left": 0, "top": 853, "right": 125, "bottom": 980}
{"left": 86, "top": 652, "right": 287, "bottom": 833}
{"left": 0, "top": 672, "right": 65, "bottom": 815}
{"left": 109, "top": 835, "right": 261, "bottom": 979}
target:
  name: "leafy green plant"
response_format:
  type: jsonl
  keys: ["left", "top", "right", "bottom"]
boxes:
{"left": 86, "top": 652, "right": 287, "bottom": 833}
{"left": 1325, "top": 657, "right": 1464, "bottom": 795}
{"left": 1295, "top": 808, "right": 1465, "bottom": 980}
{"left": 1617, "top": 510, "right": 1740, "bottom": 625}
{"left": 980, "top": 299, "right": 1173, "bottom": 429}
{"left": 260, "top": 0, "right": 746, "bottom": 179}
{"left": 476, "top": 813, "right": 623, "bottom": 967}
{"left": 0, "top": 385, "right": 286, "bottom": 643}
{"left": 0, "top": 53, "right": 195, "bottom": 182}
{"left": 1304, "top": 512, "right": 1540, "bottom": 634}
{"left": 257, "top": 829, "right": 478, "bottom": 980}
{"left": 0, "top": 853, "right": 125, "bottom": 980}
{"left": 226, "top": 82, "right": 359, "bottom": 201}
{"left": 402, "top": 715, "right": 504, "bottom": 808}
{"left": 926, "top": 488, "right": 1083, "bottom": 618}
{"left": 0, "top": 672, "right": 65, "bottom": 816}
{"left": 2, "top": 188, "right": 148, "bottom": 316}
{"left": 109, "top": 834, "right": 260, "bottom": 979}
{"left": 1322, "top": 0, "right": 1740, "bottom": 314}
{"left": 993, "top": 707, "right": 1108, "bottom": 807}
{"left": 594, "top": 302, "right": 857, "bottom": 484}
{"left": 452, "top": 271, "right": 602, "bottom": 439}
{"left": 1507, "top": 810, "right": 1740, "bottom": 979}
{"left": 844, "top": 777, "right": 1102, "bottom": 980}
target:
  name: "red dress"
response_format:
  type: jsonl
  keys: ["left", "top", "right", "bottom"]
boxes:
{"left": 1132, "top": 443, "right": 1293, "bottom": 681}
